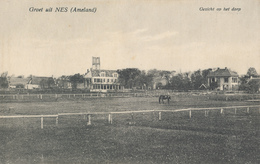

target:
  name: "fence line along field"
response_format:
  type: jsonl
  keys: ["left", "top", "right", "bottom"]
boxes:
{"left": 0, "top": 94, "right": 260, "bottom": 163}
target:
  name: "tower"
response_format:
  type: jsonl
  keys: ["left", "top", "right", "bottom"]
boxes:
{"left": 92, "top": 57, "right": 100, "bottom": 70}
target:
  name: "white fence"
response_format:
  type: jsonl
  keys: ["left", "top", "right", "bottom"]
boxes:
{"left": 1, "top": 105, "right": 260, "bottom": 129}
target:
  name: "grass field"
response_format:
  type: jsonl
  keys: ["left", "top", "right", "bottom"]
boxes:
{"left": 0, "top": 95, "right": 260, "bottom": 163}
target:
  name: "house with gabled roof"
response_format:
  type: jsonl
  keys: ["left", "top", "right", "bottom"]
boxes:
{"left": 8, "top": 76, "right": 30, "bottom": 88}
{"left": 25, "top": 76, "right": 55, "bottom": 89}
{"left": 207, "top": 67, "right": 239, "bottom": 91}
{"left": 84, "top": 57, "right": 122, "bottom": 92}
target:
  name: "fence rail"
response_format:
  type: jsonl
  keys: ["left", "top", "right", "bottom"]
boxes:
{"left": 1, "top": 105, "right": 260, "bottom": 129}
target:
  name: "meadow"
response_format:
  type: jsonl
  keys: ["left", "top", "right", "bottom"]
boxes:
{"left": 0, "top": 94, "right": 260, "bottom": 163}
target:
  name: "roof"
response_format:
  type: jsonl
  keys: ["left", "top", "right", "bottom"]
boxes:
{"left": 29, "top": 76, "right": 53, "bottom": 85}
{"left": 9, "top": 77, "right": 30, "bottom": 86}
{"left": 86, "top": 69, "right": 118, "bottom": 78}
{"left": 207, "top": 68, "right": 238, "bottom": 77}
{"left": 199, "top": 84, "right": 207, "bottom": 89}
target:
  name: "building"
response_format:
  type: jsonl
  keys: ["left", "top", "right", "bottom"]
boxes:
{"left": 207, "top": 67, "right": 239, "bottom": 91}
{"left": 8, "top": 76, "right": 29, "bottom": 88}
{"left": 25, "top": 76, "right": 55, "bottom": 89}
{"left": 56, "top": 76, "right": 72, "bottom": 89}
{"left": 84, "top": 57, "right": 122, "bottom": 92}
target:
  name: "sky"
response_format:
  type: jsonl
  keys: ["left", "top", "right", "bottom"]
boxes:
{"left": 0, "top": 0, "right": 259, "bottom": 77}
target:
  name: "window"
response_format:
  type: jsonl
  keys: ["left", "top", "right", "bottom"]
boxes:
{"left": 111, "top": 79, "right": 113, "bottom": 82}
{"left": 113, "top": 73, "right": 118, "bottom": 77}
{"left": 100, "top": 72, "right": 105, "bottom": 77}
{"left": 94, "top": 78, "right": 97, "bottom": 82}
{"left": 103, "top": 79, "right": 105, "bottom": 82}
{"left": 224, "top": 78, "right": 228, "bottom": 83}
{"left": 107, "top": 79, "right": 110, "bottom": 82}
{"left": 114, "top": 79, "right": 117, "bottom": 83}
{"left": 232, "top": 78, "right": 237, "bottom": 83}
{"left": 211, "top": 78, "right": 215, "bottom": 82}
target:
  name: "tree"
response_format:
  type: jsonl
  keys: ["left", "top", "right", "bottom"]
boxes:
{"left": 247, "top": 80, "right": 259, "bottom": 93}
{"left": 170, "top": 73, "right": 185, "bottom": 90}
{"left": 47, "top": 77, "right": 55, "bottom": 88}
{"left": 0, "top": 72, "right": 9, "bottom": 88}
{"left": 117, "top": 68, "right": 141, "bottom": 89}
{"left": 69, "top": 73, "right": 84, "bottom": 89}
{"left": 191, "top": 69, "right": 204, "bottom": 90}
{"left": 246, "top": 67, "right": 258, "bottom": 77}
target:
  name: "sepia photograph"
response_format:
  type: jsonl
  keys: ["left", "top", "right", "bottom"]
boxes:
{"left": 0, "top": 0, "right": 260, "bottom": 163}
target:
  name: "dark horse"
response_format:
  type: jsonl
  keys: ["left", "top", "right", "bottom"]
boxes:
{"left": 159, "top": 95, "right": 171, "bottom": 104}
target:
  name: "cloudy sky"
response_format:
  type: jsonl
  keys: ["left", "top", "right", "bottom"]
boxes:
{"left": 0, "top": 0, "right": 259, "bottom": 77}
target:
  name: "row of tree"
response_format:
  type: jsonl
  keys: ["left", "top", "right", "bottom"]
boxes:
{"left": 116, "top": 68, "right": 213, "bottom": 91}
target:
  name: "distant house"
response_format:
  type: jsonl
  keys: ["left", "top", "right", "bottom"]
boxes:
{"left": 56, "top": 76, "right": 72, "bottom": 89}
{"left": 25, "top": 76, "right": 55, "bottom": 89}
{"left": 84, "top": 57, "right": 122, "bottom": 92}
{"left": 8, "top": 77, "right": 29, "bottom": 88}
{"left": 199, "top": 84, "right": 207, "bottom": 90}
{"left": 84, "top": 69, "right": 122, "bottom": 92}
{"left": 207, "top": 67, "right": 239, "bottom": 91}
{"left": 152, "top": 71, "right": 175, "bottom": 89}
{"left": 152, "top": 77, "right": 168, "bottom": 89}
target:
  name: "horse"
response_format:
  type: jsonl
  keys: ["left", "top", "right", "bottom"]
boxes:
{"left": 159, "top": 95, "right": 171, "bottom": 104}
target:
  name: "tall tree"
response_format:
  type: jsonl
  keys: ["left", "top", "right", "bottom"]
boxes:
{"left": 191, "top": 69, "right": 204, "bottom": 90}
{"left": 0, "top": 72, "right": 9, "bottom": 88}
{"left": 246, "top": 67, "right": 258, "bottom": 77}
{"left": 47, "top": 77, "right": 55, "bottom": 88}
{"left": 70, "top": 73, "right": 84, "bottom": 89}
{"left": 117, "top": 68, "right": 141, "bottom": 89}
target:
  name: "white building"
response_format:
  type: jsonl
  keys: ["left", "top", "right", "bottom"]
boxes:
{"left": 84, "top": 57, "right": 122, "bottom": 92}
{"left": 207, "top": 67, "right": 239, "bottom": 91}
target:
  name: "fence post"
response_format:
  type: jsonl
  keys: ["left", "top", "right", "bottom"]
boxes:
{"left": 189, "top": 110, "right": 192, "bottom": 118}
{"left": 87, "top": 114, "right": 91, "bottom": 125}
{"left": 220, "top": 108, "right": 224, "bottom": 114}
{"left": 40, "top": 95, "right": 42, "bottom": 100}
{"left": 108, "top": 114, "right": 112, "bottom": 124}
{"left": 158, "top": 112, "right": 162, "bottom": 120}
{"left": 74, "top": 94, "right": 75, "bottom": 97}
{"left": 55, "top": 94, "right": 58, "bottom": 99}
{"left": 41, "top": 117, "right": 43, "bottom": 129}
{"left": 235, "top": 108, "right": 237, "bottom": 115}
{"left": 247, "top": 107, "right": 249, "bottom": 113}
{"left": 56, "top": 116, "right": 58, "bottom": 126}
{"left": 205, "top": 110, "right": 208, "bottom": 117}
